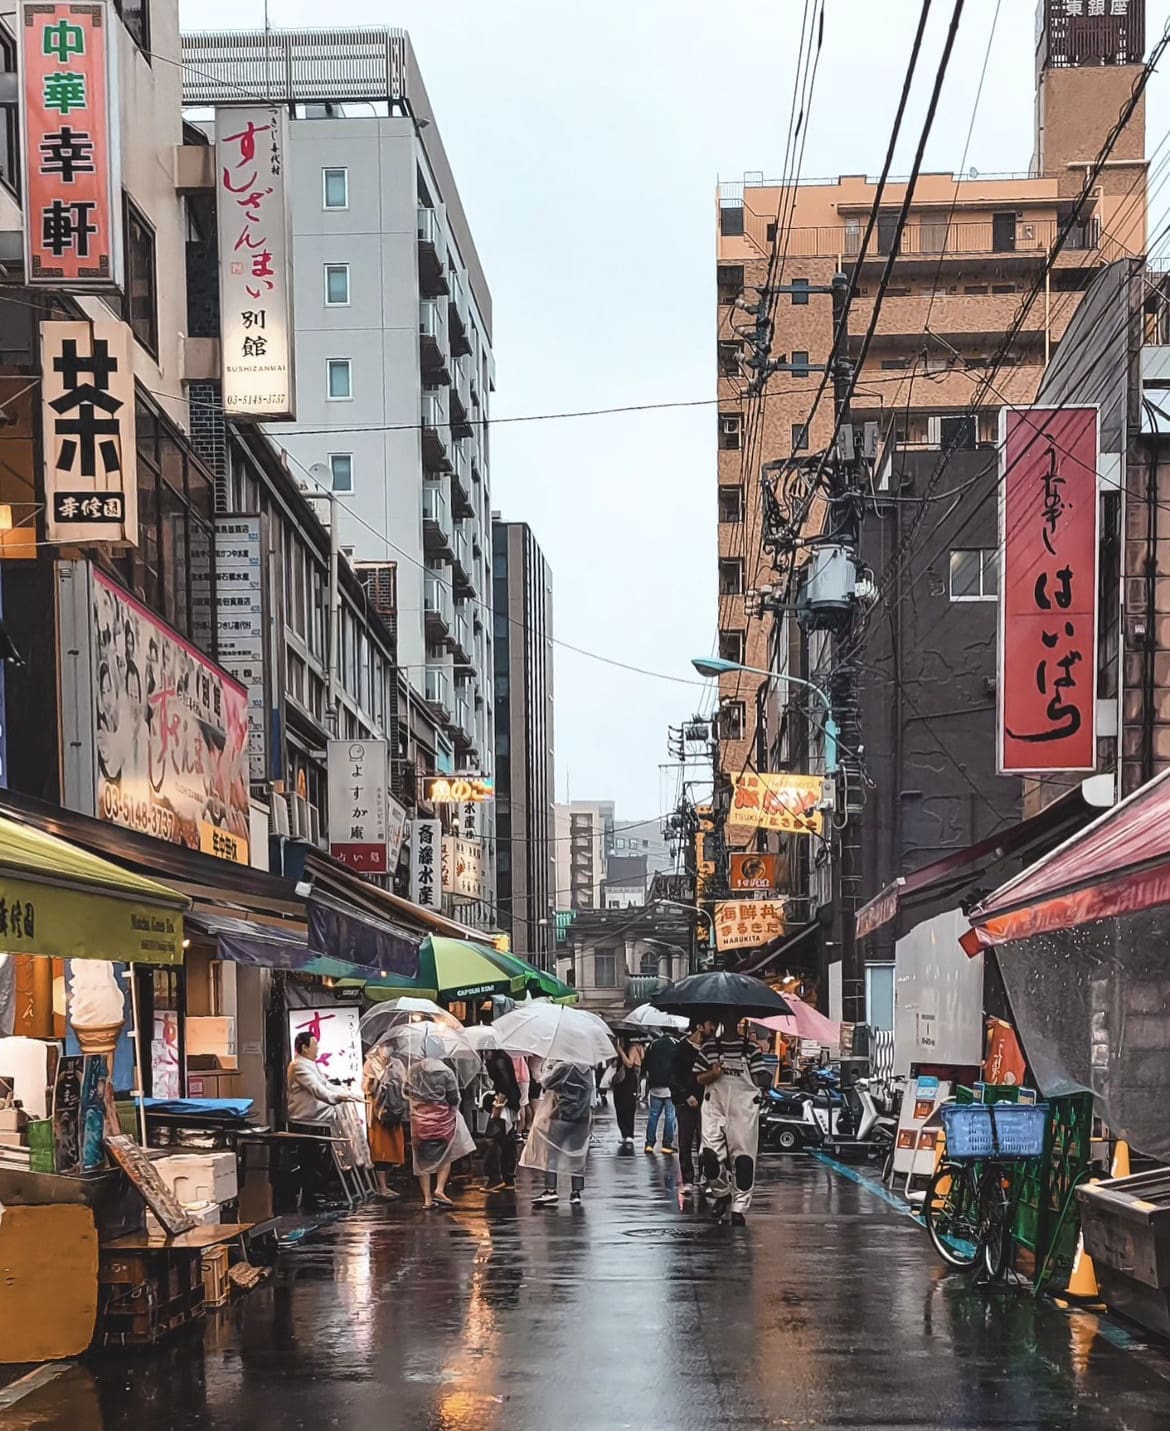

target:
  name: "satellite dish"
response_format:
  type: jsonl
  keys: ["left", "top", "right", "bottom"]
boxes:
{"left": 968, "top": 166, "right": 979, "bottom": 179}
{"left": 308, "top": 462, "right": 330, "bottom": 486}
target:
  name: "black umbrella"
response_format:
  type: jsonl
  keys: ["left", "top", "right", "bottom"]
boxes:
{"left": 651, "top": 971, "right": 793, "bottom": 1018}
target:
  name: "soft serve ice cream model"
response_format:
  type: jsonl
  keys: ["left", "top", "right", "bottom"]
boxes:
{"left": 69, "top": 960, "right": 126, "bottom": 1055}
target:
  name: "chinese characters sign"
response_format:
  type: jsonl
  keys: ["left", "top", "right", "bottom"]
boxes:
{"left": 999, "top": 407, "right": 1098, "bottom": 773}
{"left": 423, "top": 775, "right": 494, "bottom": 803}
{"left": 729, "top": 852, "right": 782, "bottom": 892}
{"left": 41, "top": 320, "right": 136, "bottom": 545}
{"left": 92, "top": 569, "right": 250, "bottom": 861}
{"left": 729, "top": 772, "right": 824, "bottom": 836}
{"left": 327, "top": 739, "right": 389, "bottom": 873}
{"left": 713, "top": 899, "right": 786, "bottom": 952}
{"left": 410, "top": 819, "right": 441, "bottom": 910}
{"left": 441, "top": 835, "right": 483, "bottom": 904}
{"left": 213, "top": 517, "right": 266, "bottom": 782}
{"left": 19, "top": 0, "right": 121, "bottom": 289}
{"left": 215, "top": 105, "right": 295, "bottom": 419}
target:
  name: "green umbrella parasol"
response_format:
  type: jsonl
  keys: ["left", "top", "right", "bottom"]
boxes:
{"left": 491, "top": 951, "right": 579, "bottom": 1004}
{"left": 415, "top": 935, "right": 525, "bottom": 1002}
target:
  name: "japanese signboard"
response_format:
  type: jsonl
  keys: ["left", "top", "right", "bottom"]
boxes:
{"left": 442, "top": 835, "right": 484, "bottom": 903}
{"left": 998, "top": 406, "right": 1098, "bottom": 772}
{"left": 695, "top": 804, "right": 716, "bottom": 899}
{"left": 386, "top": 794, "right": 408, "bottom": 873}
{"left": 410, "top": 819, "right": 441, "bottom": 910}
{"left": 41, "top": 319, "right": 136, "bottom": 545}
{"left": 729, "top": 773, "right": 824, "bottom": 836}
{"left": 729, "top": 852, "right": 782, "bottom": 892}
{"left": 215, "top": 105, "right": 295, "bottom": 419}
{"left": 19, "top": 0, "right": 121, "bottom": 289}
{"left": 211, "top": 516, "right": 265, "bottom": 782}
{"left": 423, "top": 775, "right": 494, "bottom": 804}
{"left": 91, "top": 568, "right": 250, "bottom": 862}
{"left": 713, "top": 899, "right": 786, "bottom": 952}
{"left": 327, "top": 739, "right": 390, "bottom": 873}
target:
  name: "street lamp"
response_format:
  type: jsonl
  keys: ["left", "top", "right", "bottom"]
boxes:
{"left": 691, "top": 656, "right": 839, "bottom": 774}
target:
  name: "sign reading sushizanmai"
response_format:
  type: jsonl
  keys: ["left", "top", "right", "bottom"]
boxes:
{"left": 215, "top": 105, "right": 295, "bottom": 419}
{"left": 41, "top": 320, "right": 136, "bottom": 545}
{"left": 19, "top": 0, "right": 121, "bottom": 289}
{"left": 998, "top": 406, "right": 1099, "bottom": 773}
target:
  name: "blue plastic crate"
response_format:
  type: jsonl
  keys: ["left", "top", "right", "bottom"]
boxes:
{"left": 940, "top": 1102, "right": 1049, "bottom": 1161}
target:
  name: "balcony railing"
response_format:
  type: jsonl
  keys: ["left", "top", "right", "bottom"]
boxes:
{"left": 422, "top": 483, "right": 453, "bottom": 551}
{"left": 419, "top": 299, "right": 443, "bottom": 341}
{"left": 423, "top": 574, "right": 453, "bottom": 628}
{"left": 728, "top": 214, "right": 1107, "bottom": 262}
{"left": 417, "top": 206, "right": 440, "bottom": 245}
{"left": 424, "top": 665, "right": 450, "bottom": 710}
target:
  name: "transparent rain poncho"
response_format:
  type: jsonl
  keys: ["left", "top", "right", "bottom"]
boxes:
{"left": 373, "top": 1020, "right": 483, "bottom": 1091}
{"left": 519, "top": 1062, "right": 596, "bottom": 1177}
{"left": 403, "top": 1055, "right": 476, "bottom": 1175}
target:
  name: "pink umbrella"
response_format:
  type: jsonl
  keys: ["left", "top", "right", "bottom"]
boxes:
{"left": 755, "top": 995, "right": 841, "bottom": 1046}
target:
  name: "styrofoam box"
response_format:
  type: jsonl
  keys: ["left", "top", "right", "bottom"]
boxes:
{"left": 154, "top": 1151, "right": 238, "bottom": 1205}
{"left": 147, "top": 1199, "right": 220, "bottom": 1238}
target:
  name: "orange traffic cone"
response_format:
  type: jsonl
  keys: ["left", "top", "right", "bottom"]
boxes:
{"left": 1111, "top": 1140, "right": 1131, "bottom": 1180}
{"left": 1066, "top": 1178, "right": 1100, "bottom": 1300}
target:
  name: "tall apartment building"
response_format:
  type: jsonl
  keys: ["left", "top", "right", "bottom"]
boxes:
{"left": 182, "top": 28, "right": 498, "bottom": 915}
{"left": 714, "top": 0, "right": 1147, "bottom": 785}
{"left": 554, "top": 801, "right": 615, "bottom": 912}
{"left": 492, "top": 517, "right": 555, "bottom": 964}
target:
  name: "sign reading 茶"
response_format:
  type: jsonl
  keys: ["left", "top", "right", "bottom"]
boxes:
{"left": 41, "top": 320, "right": 137, "bottom": 545}
{"left": 713, "top": 899, "right": 786, "bottom": 952}
{"left": 19, "top": 0, "right": 122, "bottom": 289}
{"left": 729, "top": 773, "right": 824, "bottom": 836}
{"left": 215, "top": 105, "right": 295, "bottom": 419}
{"left": 410, "top": 819, "right": 441, "bottom": 910}
{"left": 327, "top": 740, "right": 390, "bottom": 873}
{"left": 999, "top": 406, "right": 1098, "bottom": 772}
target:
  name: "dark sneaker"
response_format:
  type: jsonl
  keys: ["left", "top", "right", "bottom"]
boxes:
{"left": 570, "top": 1191, "right": 582, "bottom": 1207}
{"left": 532, "top": 1189, "right": 558, "bottom": 1208}
{"left": 731, "top": 1211, "right": 747, "bottom": 1227}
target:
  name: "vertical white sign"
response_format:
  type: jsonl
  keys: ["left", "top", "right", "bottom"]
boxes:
{"left": 41, "top": 320, "right": 137, "bottom": 545}
{"left": 411, "top": 819, "right": 442, "bottom": 910}
{"left": 212, "top": 516, "right": 265, "bottom": 782}
{"left": 215, "top": 105, "right": 295, "bottom": 419}
{"left": 327, "top": 739, "right": 389, "bottom": 874}
{"left": 386, "top": 792, "right": 408, "bottom": 873}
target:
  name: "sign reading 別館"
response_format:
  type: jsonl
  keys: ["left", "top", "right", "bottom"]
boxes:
{"left": 327, "top": 740, "right": 389, "bottom": 873}
{"left": 729, "top": 772, "right": 824, "bottom": 836}
{"left": 713, "top": 899, "right": 786, "bottom": 952}
{"left": 998, "top": 406, "right": 1099, "bottom": 773}
{"left": 19, "top": 0, "right": 122, "bottom": 289}
{"left": 41, "top": 320, "right": 137, "bottom": 545}
{"left": 215, "top": 105, "right": 295, "bottom": 420}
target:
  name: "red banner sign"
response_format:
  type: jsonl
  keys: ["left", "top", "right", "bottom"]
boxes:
{"left": 998, "top": 407, "right": 1098, "bottom": 773}
{"left": 19, "top": 0, "right": 121, "bottom": 289}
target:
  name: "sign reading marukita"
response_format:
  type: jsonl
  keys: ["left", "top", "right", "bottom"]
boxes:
{"left": 41, "top": 320, "right": 136, "bottom": 545}
{"left": 714, "top": 899, "right": 786, "bottom": 952}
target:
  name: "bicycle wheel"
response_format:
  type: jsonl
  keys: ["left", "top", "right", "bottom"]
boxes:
{"left": 923, "top": 1162, "right": 981, "bottom": 1269}
{"left": 981, "top": 1170, "right": 1013, "bottom": 1281}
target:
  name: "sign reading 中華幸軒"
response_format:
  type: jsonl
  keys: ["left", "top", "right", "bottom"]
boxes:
{"left": 729, "top": 772, "right": 824, "bottom": 836}
{"left": 19, "top": 0, "right": 122, "bottom": 289}
{"left": 713, "top": 899, "right": 786, "bottom": 952}
{"left": 215, "top": 105, "right": 296, "bottom": 420}
{"left": 327, "top": 740, "right": 389, "bottom": 873}
{"left": 411, "top": 819, "right": 441, "bottom": 910}
{"left": 41, "top": 320, "right": 137, "bottom": 546}
{"left": 999, "top": 406, "right": 1099, "bottom": 773}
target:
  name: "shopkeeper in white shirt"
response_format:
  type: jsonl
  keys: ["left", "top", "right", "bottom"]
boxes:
{"left": 287, "top": 1032, "right": 360, "bottom": 1208}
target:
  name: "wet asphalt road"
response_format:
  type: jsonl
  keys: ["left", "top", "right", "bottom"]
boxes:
{"left": 5, "top": 1109, "right": 1170, "bottom": 1431}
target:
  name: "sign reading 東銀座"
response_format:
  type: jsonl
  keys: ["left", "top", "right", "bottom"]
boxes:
{"left": 215, "top": 105, "right": 295, "bottom": 420}
{"left": 729, "top": 852, "right": 782, "bottom": 893}
{"left": 729, "top": 773, "right": 824, "bottom": 836}
{"left": 423, "top": 775, "right": 494, "bottom": 804}
{"left": 327, "top": 740, "right": 389, "bottom": 873}
{"left": 410, "top": 820, "right": 441, "bottom": 910}
{"left": 41, "top": 320, "right": 137, "bottom": 545}
{"left": 19, "top": 0, "right": 121, "bottom": 289}
{"left": 998, "top": 406, "right": 1099, "bottom": 773}
{"left": 713, "top": 899, "right": 786, "bottom": 952}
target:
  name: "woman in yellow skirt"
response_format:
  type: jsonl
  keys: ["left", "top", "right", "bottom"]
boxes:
{"left": 363, "top": 1044, "right": 407, "bottom": 1199}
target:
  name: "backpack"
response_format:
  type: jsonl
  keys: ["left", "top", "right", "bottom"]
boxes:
{"left": 373, "top": 1059, "right": 407, "bottom": 1128}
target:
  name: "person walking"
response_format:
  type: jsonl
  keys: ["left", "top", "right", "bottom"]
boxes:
{"left": 695, "top": 1015, "right": 771, "bottom": 1225}
{"left": 482, "top": 1045, "right": 521, "bottom": 1192}
{"left": 642, "top": 1030, "right": 679, "bottom": 1155}
{"left": 611, "top": 1034, "right": 642, "bottom": 1148}
{"left": 362, "top": 1042, "right": 407, "bottom": 1199}
{"left": 671, "top": 1018, "right": 716, "bottom": 1192}
{"left": 523, "top": 1061, "right": 595, "bottom": 1207}
{"left": 405, "top": 1055, "right": 476, "bottom": 1209}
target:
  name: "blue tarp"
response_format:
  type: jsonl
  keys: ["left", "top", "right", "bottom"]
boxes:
{"left": 143, "top": 1097, "right": 254, "bottom": 1118}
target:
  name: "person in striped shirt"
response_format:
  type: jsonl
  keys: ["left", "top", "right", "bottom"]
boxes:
{"left": 693, "top": 1017, "right": 771, "bottom": 1224}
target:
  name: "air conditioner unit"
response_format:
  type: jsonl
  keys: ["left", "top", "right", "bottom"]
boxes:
{"left": 309, "top": 804, "right": 323, "bottom": 848}
{"left": 270, "top": 792, "right": 291, "bottom": 837}
{"left": 291, "top": 794, "right": 311, "bottom": 839}
{"left": 719, "top": 417, "right": 740, "bottom": 436}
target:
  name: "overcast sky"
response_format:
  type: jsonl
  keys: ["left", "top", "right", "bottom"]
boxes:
{"left": 183, "top": 0, "right": 1170, "bottom": 821}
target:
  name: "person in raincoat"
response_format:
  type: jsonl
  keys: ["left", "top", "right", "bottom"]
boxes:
{"left": 405, "top": 1055, "right": 476, "bottom": 1209}
{"left": 694, "top": 1014, "right": 771, "bottom": 1225}
{"left": 363, "top": 1042, "right": 408, "bottom": 1199}
{"left": 523, "top": 1061, "right": 595, "bottom": 1208}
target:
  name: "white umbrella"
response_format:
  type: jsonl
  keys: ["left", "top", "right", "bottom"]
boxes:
{"left": 492, "top": 1003, "right": 616, "bottom": 1066}
{"left": 359, "top": 997, "right": 464, "bottom": 1044}
{"left": 463, "top": 1025, "right": 503, "bottom": 1051}
{"left": 371, "top": 1020, "right": 482, "bottom": 1088}
{"left": 618, "top": 1003, "right": 688, "bottom": 1033}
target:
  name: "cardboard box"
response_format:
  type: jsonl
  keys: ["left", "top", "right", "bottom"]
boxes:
{"left": 185, "top": 1017, "right": 238, "bottom": 1069}
{"left": 154, "top": 1151, "right": 238, "bottom": 1205}
{"left": 146, "top": 1199, "right": 220, "bottom": 1238}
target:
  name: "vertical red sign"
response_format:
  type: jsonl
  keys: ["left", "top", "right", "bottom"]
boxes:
{"left": 19, "top": 0, "right": 121, "bottom": 289}
{"left": 998, "top": 406, "right": 1099, "bottom": 773}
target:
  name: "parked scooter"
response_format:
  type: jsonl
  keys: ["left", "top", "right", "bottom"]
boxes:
{"left": 760, "top": 1086, "right": 822, "bottom": 1152}
{"left": 804, "top": 1075, "right": 900, "bottom": 1160}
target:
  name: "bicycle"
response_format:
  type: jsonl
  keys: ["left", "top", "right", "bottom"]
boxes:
{"left": 922, "top": 1101, "right": 1048, "bottom": 1282}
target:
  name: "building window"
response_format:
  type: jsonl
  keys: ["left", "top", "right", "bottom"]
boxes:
{"left": 718, "top": 264, "right": 744, "bottom": 304}
{"left": 327, "top": 359, "right": 352, "bottom": 400}
{"left": 114, "top": 0, "right": 149, "bottom": 54}
{"left": 323, "top": 167, "right": 349, "bottom": 210}
{"left": 718, "top": 558, "right": 743, "bottom": 596}
{"left": 123, "top": 198, "right": 157, "bottom": 356}
{"left": 718, "top": 486, "right": 743, "bottom": 523}
{"left": 949, "top": 548, "right": 999, "bottom": 602}
{"left": 791, "top": 277, "right": 810, "bottom": 305}
{"left": 789, "top": 350, "right": 811, "bottom": 378}
{"left": 324, "top": 263, "right": 350, "bottom": 306}
{"left": 719, "top": 701, "right": 745, "bottom": 742}
{"left": 717, "top": 341, "right": 741, "bottom": 378}
{"left": 594, "top": 950, "right": 617, "bottom": 987}
{"left": 329, "top": 454, "right": 353, "bottom": 493}
{"left": 791, "top": 422, "right": 809, "bottom": 453}
{"left": 719, "top": 204, "right": 744, "bottom": 237}
{"left": 640, "top": 951, "right": 661, "bottom": 976}
{"left": 719, "top": 629, "right": 745, "bottom": 665}
{"left": 939, "top": 414, "right": 978, "bottom": 451}
{"left": 719, "top": 413, "right": 742, "bottom": 451}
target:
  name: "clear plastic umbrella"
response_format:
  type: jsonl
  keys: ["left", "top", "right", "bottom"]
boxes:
{"left": 492, "top": 1003, "right": 616, "bottom": 1066}
{"left": 372, "top": 1019, "right": 483, "bottom": 1089}
{"left": 463, "top": 1024, "right": 503, "bottom": 1052}
{"left": 360, "top": 997, "right": 463, "bottom": 1044}
{"left": 616, "top": 1003, "right": 689, "bottom": 1033}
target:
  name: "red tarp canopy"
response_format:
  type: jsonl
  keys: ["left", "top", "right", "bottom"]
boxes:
{"left": 965, "top": 769, "right": 1170, "bottom": 951}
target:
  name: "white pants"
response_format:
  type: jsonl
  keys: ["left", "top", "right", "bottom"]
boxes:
{"left": 699, "top": 1075, "right": 761, "bottom": 1213}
